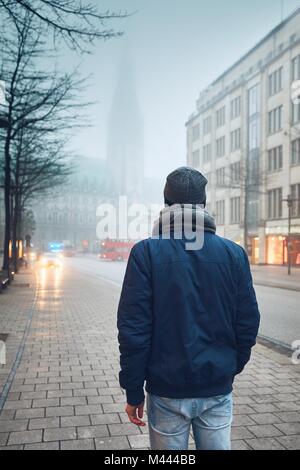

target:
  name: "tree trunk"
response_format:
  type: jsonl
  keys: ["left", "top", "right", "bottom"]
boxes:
{"left": 3, "top": 136, "right": 11, "bottom": 278}
{"left": 12, "top": 194, "right": 20, "bottom": 274}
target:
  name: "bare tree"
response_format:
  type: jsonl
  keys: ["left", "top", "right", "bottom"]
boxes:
{"left": 10, "top": 129, "right": 74, "bottom": 271}
{"left": 215, "top": 149, "right": 268, "bottom": 255}
{"left": 0, "top": 13, "right": 90, "bottom": 276}
{"left": 0, "top": 0, "right": 128, "bottom": 51}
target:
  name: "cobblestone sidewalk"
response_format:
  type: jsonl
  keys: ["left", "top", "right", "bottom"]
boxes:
{"left": 0, "top": 266, "right": 299, "bottom": 450}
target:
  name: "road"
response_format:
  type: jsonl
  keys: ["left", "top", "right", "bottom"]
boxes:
{"left": 65, "top": 255, "right": 300, "bottom": 348}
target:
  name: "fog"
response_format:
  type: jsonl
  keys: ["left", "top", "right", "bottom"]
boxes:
{"left": 66, "top": 0, "right": 300, "bottom": 180}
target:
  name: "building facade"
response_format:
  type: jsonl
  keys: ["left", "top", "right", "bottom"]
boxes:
{"left": 186, "top": 8, "right": 300, "bottom": 265}
{"left": 32, "top": 158, "right": 109, "bottom": 252}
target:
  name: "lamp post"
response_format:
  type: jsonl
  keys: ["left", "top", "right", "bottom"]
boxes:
{"left": 282, "top": 194, "right": 298, "bottom": 276}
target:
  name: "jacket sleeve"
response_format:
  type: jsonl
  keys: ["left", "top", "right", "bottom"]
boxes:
{"left": 117, "top": 242, "right": 153, "bottom": 406}
{"left": 235, "top": 248, "right": 260, "bottom": 375}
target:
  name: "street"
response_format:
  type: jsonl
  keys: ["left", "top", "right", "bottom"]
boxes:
{"left": 0, "top": 261, "right": 300, "bottom": 450}
{"left": 66, "top": 256, "right": 300, "bottom": 349}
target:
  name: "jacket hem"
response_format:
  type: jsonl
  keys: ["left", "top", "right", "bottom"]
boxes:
{"left": 145, "top": 379, "right": 233, "bottom": 400}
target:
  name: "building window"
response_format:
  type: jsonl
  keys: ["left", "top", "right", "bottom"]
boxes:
{"left": 192, "top": 124, "right": 200, "bottom": 142}
{"left": 216, "top": 106, "right": 226, "bottom": 128}
{"left": 216, "top": 136, "right": 226, "bottom": 158}
{"left": 230, "top": 161, "right": 241, "bottom": 184}
{"left": 249, "top": 84, "right": 260, "bottom": 116}
{"left": 205, "top": 172, "right": 213, "bottom": 187}
{"left": 203, "top": 143, "right": 211, "bottom": 163}
{"left": 292, "top": 101, "right": 300, "bottom": 125}
{"left": 268, "top": 106, "right": 283, "bottom": 135}
{"left": 230, "top": 96, "right": 241, "bottom": 120}
{"left": 216, "top": 200, "right": 225, "bottom": 225}
{"left": 203, "top": 116, "right": 212, "bottom": 135}
{"left": 230, "top": 197, "right": 241, "bottom": 224}
{"left": 192, "top": 150, "right": 200, "bottom": 168}
{"left": 292, "top": 138, "right": 300, "bottom": 165}
{"left": 291, "top": 184, "right": 300, "bottom": 217}
{"left": 216, "top": 167, "right": 226, "bottom": 187}
{"left": 268, "top": 188, "right": 283, "bottom": 219}
{"left": 268, "top": 67, "right": 283, "bottom": 97}
{"left": 268, "top": 145, "right": 283, "bottom": 172}
{"left": 230, "top": 128, "right": 241, "bottom": 152}
{"left": 292, "top": 54, "right": 300, "bottom": 81}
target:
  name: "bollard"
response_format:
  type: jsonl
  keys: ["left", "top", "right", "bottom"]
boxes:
{"left": 0, "top": 340, "right": 6, "bottom": 365}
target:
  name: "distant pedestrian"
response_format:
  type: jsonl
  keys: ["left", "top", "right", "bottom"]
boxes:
{"left": 118, "top": 167, "right": 260, "bottom": 450}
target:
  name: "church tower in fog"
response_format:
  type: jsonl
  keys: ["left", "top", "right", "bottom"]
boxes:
{"left": 107, "top": 56, "right": 144, "bottom": 203}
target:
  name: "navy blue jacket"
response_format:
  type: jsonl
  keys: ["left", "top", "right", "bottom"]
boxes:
{"left": 117, "top": 233, "right": 260, "bottom": 406}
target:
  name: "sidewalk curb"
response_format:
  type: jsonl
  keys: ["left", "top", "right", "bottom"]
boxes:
{"left": 254, "top": 280, "right": 300, "bottom": 292}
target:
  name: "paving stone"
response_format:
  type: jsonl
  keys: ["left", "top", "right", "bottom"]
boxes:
{"left": 47, "top": 390, "right": 73, "bottom": 399}
{"left": 246, "top": 438, "right": 286, "bottom": 450}
{"left": 87, "top": 396, "right": 114, "bottom": 405}
{"left": 275, "top": 402, "right": 300, "bottom": 412}
{"left": 0, "top": 410, "right": 16, "bottom": 421}
{"left": 77, "top": 425, "right": 109, "bottom": 439}
{"left": 232, "top": 415, "right": 257, "bottom": 427}
{"left": 95, "top": 436, "right": 130, "bottom": 450}
{"left": 247, "top": 424, "right": 283, "bottom": 438}
{"left": 46, "top": 406, "right": 74, "bottom": 418}
{"left": 28, "top": 417, "right": 60, "bottom": 430}
{"left": 108, "top": 423, "right": 142, "bottom": 437}
{"left": 274, "top": 422, "right": 300, "bottom": 435}
{"left": 0, "top": 433, "right": 9, "bottom": 446}
{"left": 250, "top": 413, "right": 283, "bottom": 425}
{"left": 91, "top": 414, "right": 121, "bottom": 426}
{"left": 15, "top": 408, "right": 45, "bottom": 420}
{"left": 0, "top": 420, "right": 28, "bottom": 432}
{"left": 21, "top": 391, "right": 47, "bottom": 400}
{"left": 231, "top": 440, "right": 252, "bottom": 450}
{"left": 233, "top": 405, "right": 255, "bottom": 415}
{"left": 32, "top": 398, "right": 60, "bottom": 408}
{"left": 44, "top": 427, "right": 77, "bottom": 442}
{"left": 61, "top": 439, "right": 95, "bottom": 450}
{"left": 8, "top": 430, "right": 43, "bottom": 446}
{"left": 61, "top": 416, "right": 91, "bottom": 428}
{"left": 276, "top": 435, "right": 300, "bottom": 450}
{"left": 74, "top": 388, "right": 99, "bottom": 397}
{"left": 128, "top": 434, "right": 150, "bottom": 449}
{"left": 251, "top": 404, "right": 279, "bottom": 413}
{"left": 60, "top": 397, "right": 87, "bottom": 407}
{"left": 102, "top": 403, "right": 128, "bottom": 413}
{"left": 231, "top": 426, "right": 255, "bottom": 440}
{"left": 24, "top": 442, "right": 60, "bottom": 451}
{"left": 75, "top": 405, "right": 103, "bottom": 416}
{"left": 274, "top": 411, "right": 300, "bottom": 423}
{"left": 3, "top": 400, "right": 32, "bottom": 410}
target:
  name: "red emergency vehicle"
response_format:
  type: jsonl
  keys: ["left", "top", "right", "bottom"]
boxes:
{"left": 99, "top": 239, "right": 136, "bottom": 262}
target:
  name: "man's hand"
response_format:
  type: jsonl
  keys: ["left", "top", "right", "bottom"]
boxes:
{"left": 126, "top": 402, "right": 146, "bottom": 427}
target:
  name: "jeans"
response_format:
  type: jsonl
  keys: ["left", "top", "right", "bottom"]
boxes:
{"left": 147, "top": 392, "right": 233, "bottom": 451}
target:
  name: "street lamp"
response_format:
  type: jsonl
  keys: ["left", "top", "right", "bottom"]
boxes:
{"left": 282, "top": 194, "right": 298, "bottom": 276}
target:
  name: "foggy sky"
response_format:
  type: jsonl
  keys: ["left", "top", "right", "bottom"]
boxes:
{"left": 64, "top": 0, "right": 300, "bottom": 181}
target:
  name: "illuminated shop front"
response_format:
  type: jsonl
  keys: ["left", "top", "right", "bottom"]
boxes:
{"left": 266, "top": 233, "right": 300, "bottom": 266}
